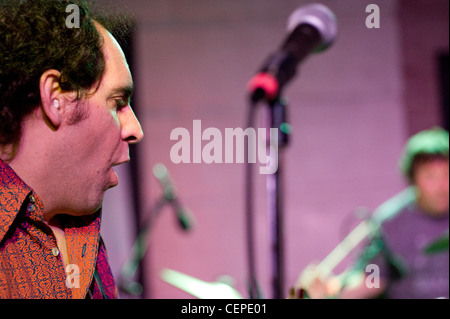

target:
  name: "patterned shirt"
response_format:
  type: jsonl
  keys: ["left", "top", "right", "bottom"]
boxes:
{"left": 0, "top": 160, "right": 117, "bottom": 299}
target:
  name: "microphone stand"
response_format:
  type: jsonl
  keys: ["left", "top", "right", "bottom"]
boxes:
{"left": 118, "top": 193, "right": 189, "bottom": 297}
{"left": 245, "top": 103, "right": 261, "bottom": 299}
{"left": 118, "top": 196, "right": 167, "bottom": 297}
{"left": 246, "top": 94, "right": 290, "bottom": 300}
{"left": 266, "top": 96, "right": 289, "bottom": 299}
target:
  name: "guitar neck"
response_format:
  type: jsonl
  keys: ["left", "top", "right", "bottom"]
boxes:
{"left": 317, "top": 219, "right": 375, "bottom": 277}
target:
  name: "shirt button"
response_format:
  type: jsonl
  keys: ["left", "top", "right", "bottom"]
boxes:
{"left": 52, "top": 247, "right": 60, "bottom": 257}
{"left": 29, "top": 195, "right": 36, "bottom": 203}
{"left": 27, "top": 203, "right": 35, "bottom": 212}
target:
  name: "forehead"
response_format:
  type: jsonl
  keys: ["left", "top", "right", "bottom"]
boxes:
{"left": 415, "top": 157, "right": 449, "bottom": 174}
{"left": 96, "top": 22, "right": 133, "bottom": 92}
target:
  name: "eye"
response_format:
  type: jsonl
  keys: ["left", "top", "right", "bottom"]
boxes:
{"left": 114, "top": 98, "right": 128, "bottom": 110}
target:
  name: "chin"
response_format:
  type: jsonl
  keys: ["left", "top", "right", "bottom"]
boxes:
{"left": 427, "top": 205, "right": 449, "bottom": 217}
{"left": 432, "top": 199, "right": 449, "bottom": 214}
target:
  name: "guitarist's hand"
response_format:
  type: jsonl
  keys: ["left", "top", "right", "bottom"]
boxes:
{"left": 289, "top": 264, "right": 342, "bottom": 299}
{"left": 290, "top": 266, "right": 385, "bottom": 299}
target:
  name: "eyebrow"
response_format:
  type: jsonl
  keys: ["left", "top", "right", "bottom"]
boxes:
{"left": 110, "top": 84, "right": 134, "bottom": 100}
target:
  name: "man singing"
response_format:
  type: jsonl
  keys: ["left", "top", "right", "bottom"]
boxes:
{"left": 0, "top": 0, "right": 144, "bottom": 298}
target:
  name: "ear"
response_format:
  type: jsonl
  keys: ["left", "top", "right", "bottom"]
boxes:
{"left": 39, "top": 69, "right": 64, "bottom": 129}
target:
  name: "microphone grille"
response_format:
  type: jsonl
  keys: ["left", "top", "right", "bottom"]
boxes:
{"left": 287, "top": 3, "right": 338, "bottom": 52}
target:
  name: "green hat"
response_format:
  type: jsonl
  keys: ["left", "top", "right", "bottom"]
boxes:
{"left": 399, "top": 127, "right": 449, "bottom": 181}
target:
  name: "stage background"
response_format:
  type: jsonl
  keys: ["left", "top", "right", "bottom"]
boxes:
{"left": 100, "top": 0, "right": 449, "bottom": 298}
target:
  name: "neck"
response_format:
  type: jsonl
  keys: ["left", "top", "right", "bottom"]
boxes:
{"left": 417, "top": 197, "right": 449, "bottom": 219}
{"left": 5, "top": 115, "right": 64, "bottom": 221}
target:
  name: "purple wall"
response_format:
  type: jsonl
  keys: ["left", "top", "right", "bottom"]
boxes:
{"left": 100, "top": 0, "right": 448, "bottom": 299}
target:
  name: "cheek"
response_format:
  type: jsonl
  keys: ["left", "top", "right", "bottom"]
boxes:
{"left": 79, "top": 111, "right": 122, "bottom": 159}
{"left": 418, "top": 178, "right": 439, "bottom": 195}
{"left": 418, "top": 178, "right": 448, "bottom": 202}
{"left": 98, "top": 116, "right": 122, "bottom": 155}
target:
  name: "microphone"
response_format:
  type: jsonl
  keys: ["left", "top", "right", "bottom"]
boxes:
{"left": 153, "top": 163, "right": 194, "bottom": 231}
{"left": 248, "top": 3, "right": 337, "bottom": 103}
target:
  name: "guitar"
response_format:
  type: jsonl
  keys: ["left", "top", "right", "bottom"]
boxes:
{"left": 289, "top": 187, "right": 416, "bottom": 298}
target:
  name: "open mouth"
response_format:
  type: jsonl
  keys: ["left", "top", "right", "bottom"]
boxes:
{"left": 107, "top": 167, "right": 119, "bottom": 189}
{"left": 107, "top": 158, "right": 130, "bottom": 189}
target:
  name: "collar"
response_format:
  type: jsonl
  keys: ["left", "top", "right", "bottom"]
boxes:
{"left": 0, "top": 159, "right": 33, "bottom": 242}
{"left": 62, "top": 212, "right": 103, "bottom": 299}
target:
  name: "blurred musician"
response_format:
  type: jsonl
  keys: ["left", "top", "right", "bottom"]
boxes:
{"left": 297, "top": 127, "right": 449, "bottom": 299}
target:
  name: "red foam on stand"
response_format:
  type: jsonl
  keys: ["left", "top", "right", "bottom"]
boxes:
{"left": 247, "top": 73, "right": 279, "bottom": 101}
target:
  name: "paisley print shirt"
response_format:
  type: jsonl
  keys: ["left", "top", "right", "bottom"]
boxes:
{"left": 0, "top": 160, "right": 117, "bottom": 299}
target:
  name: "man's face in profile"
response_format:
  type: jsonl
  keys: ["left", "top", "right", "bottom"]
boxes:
{"left": 415, "top": 158, "right": 449, "bottom": 216}
{"left": 56, "top": 24, "right": 143, "bottom": 216}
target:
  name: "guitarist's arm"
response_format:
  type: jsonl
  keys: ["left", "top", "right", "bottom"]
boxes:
{"left": 291, "top": 266, "right": 387, "bottom": 299}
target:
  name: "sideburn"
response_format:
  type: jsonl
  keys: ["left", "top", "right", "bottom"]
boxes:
{"left": 67, "top": 99, "right": 91, "bottom": 125}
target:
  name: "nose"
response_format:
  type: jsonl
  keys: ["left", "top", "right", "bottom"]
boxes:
{"left": 120, "top": 106, "right": 144, "bottom": 144}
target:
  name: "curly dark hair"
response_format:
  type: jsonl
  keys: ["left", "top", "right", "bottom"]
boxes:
{"left": 0, "top": 0, "right": 130, "bottom": 148}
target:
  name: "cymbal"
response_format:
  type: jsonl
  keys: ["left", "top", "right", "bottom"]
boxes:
{"left": 160, "top": 268, "right": 243, "bottom": 299}
{"left": 423, "top": 230, "right": 449, "bottom": 254}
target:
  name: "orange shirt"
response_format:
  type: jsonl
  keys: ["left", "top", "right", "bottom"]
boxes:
{"left": 0, "top": 160, "right": 117, "bottom": 298}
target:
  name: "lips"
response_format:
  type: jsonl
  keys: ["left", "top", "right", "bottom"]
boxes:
{"left": 106, "top": 167, "right": 119, "bottom": 189}
{"left": 107, "top": 158, "right": 130, "bottom": 189}
{"left": 112, "top": 157, "right": 131, "bottom": 168}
